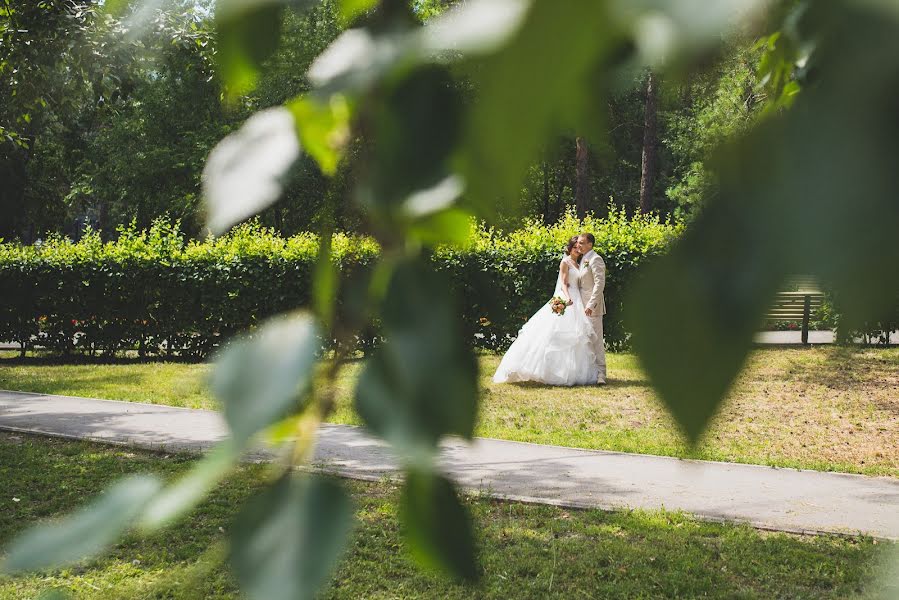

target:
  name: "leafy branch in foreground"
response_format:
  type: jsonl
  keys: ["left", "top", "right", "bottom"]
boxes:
{"left": 3, "top": 0, "right": 897, "bottom": 598}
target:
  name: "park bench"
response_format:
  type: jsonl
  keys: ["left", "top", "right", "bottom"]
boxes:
{"left": 764, "top": 276, "right": 825, "bottom": 344}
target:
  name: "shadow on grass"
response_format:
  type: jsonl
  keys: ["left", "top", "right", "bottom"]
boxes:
{"left": 0, "top": 350, "right": 208, "bottom": 366}
{"left": 792, "top": 345, "right": 898, "bottom": 391}
{"left": 499, "top": 376, "right": 651, "bottom": 392}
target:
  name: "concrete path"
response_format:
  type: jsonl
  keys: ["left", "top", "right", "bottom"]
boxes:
{"left": 754, "top": 330, "right": 837, "bottom": 344}
{"left": 1, "top": 390, "right": 898, "bottom": 540}
{"left": 753, "top": 330, "right": 899, "bottom": 345}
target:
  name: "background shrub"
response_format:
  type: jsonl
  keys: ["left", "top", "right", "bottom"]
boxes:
{"left": 0, "top": 210, "right": 681, "bottom": 358}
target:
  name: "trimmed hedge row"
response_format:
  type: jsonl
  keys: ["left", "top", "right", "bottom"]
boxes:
{"left": 0, "top": 210, "right": 682, "bottom": 358}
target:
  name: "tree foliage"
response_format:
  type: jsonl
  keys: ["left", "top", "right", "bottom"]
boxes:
{"left": 4, "top": 0, "right": 781, "bottom": 240}
{"left": 1, "top": 0, "right": 360, "bottom": 241}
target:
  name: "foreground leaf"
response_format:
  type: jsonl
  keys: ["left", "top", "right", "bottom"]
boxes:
{"left": 288, "top": 95, "right": 352, "bottom": 176}
{"left": 401, "top": 470, "right": 478, "bottom": 582}
{"left": 629, "top": 1, "right": 899, "bottom": 442}
{"left": 460, "top": 0, "right": 619, "bottom": 218}
{"left": 338, "top": 0, "right": 378, "bottom": 22}
{"left": 407, "top": 207, "right": 472, "bottom": 246}
{"left": 355, "top": 259, "right": 478, "bottom": 458}
{"left": 231, "top": 475, "right": 354, "bottom": 600}
{"left": 312, "top": 226, "right": 339, "bottom": 330}
{"left": 875, "top": 544, "right": 899, "bottom": 599}
{"left": 203, "top": 107, "right": 301, "bottom": 235}
{"left": 139, "top": 440, "right": 239, "bottom": 531}
{"left": 216, "top": 0, "right": 285, "bottom": 98}
{"left": 1, "top": 475, "right": 161, "bottom": 574}
{"left": 420, "top": 0, "right": 532, "bottom": 57}
{"left": 626, "top": 192, "right": 784, "bottom": 442}
{"left": 211, "top": 312, "right": 319, "bottom": 445}
{"left": 613, "top": 0, "right": 772, "bottom": 68}
{"left": 307, "top": 28, "right": 411, "bottom": 94}
{"left": 368, "top": 65, "right": 463, "bottom": 211}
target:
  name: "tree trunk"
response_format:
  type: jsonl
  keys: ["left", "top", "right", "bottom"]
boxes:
{"left": 639, "top": 71, "right": 658, "bottom": 214}
{"left": 575, "top": 136, "right": 590, "bottom": 219}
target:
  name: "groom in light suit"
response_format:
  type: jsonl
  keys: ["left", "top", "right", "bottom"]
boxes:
{"left": 576, "top": 233, "right": 607, "bottom": 384}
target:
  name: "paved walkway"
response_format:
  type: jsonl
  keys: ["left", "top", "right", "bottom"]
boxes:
{"left": 754, "top": 330, "right": 837, "bottom": 344}
{"left": 753, "top": 330, "right": 899, "bottom": 344}
{"left": 1, "top": 390, "right": 897, "bottom": 540}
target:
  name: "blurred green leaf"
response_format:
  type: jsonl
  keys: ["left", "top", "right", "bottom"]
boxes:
{"left": 265, "top": 413, "right": 306, "bottom": 445}
{"left": 753, "top": 3, "right": 899, "bottom": 328}
{"left": 308, "top": 28, "right": 411, "bottom": 94}
{"left": 313, "top": 225, "right": 338, "bottom": 330}
{"left": 338, "top": 0, "right": 379, "bottom": 23}
{"left": 139, "top": 440, "right": 239, "bottom": 531}
{"left": 874, "top": 544, "right": 899, "bottom": 599}
{"left": 102, "top": 0, "right": 133, "bottom": 16}
{"left": 460, "top": 0, "right": 619, "bottom": 217}
{"left": 311, "top": 0, "right": 533, "bottom": 102}
{"left": 401, "top": 174, "right": 464, "bottom": 219}
{"left": 401, "top": 470, "right": 478, "bottom": 582}
{"left": 368, "top": 65, "right": 463, "bottom": 210}
{"left": 626, "top": 188, "right": 785, "bottom": 442}
{"left": 355, "top": 259, "right": 478, "bottom": 459}
{"left": 216, "top": 0, "right": 285, "bottom": 98}
{"left": 211, "top": 312, "right": 319, "bottom": 445}
{"left": 628, "top": 0, "right": 899, "bottom": 442}
{"left": 401, "top": 175, "right": 471, "bottom": 246}
{"left": 1, "top": 475, "right": 161, "bottom": 574}
{"left": 407, "top": 208, "right": 472, "bottom": 246}
{"left": 203, "top": 107, "right": 301, "bottom": 235}
{"left": 419, "top": 0, "right": 532, "bottom": 57}
{"left": 231, "top": 475, "right": 354, "bottom": 600}
{"left": 287, "top": 95, "right": 352, "bottom": 176}
{"left": 615, "top": 0, "right": 771, "bottom": 68}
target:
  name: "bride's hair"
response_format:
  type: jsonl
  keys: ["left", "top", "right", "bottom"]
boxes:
{"left": 565, "top": 235, "right": 580, "bottom": 260}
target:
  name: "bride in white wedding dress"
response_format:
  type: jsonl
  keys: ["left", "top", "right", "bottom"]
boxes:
{"left": 493, "top": 236, "right": 600, "bottom": 386}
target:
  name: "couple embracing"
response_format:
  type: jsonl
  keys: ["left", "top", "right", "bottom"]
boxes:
{"left": 493, "top": 233, "right": 607, "bottom": 386}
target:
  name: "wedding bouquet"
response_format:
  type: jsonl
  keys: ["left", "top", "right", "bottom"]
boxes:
{"left": 549, "top": 296, "right": 568, "bottom": 316}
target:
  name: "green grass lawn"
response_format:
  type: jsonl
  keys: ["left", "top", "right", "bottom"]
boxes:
{"left": 0, "top": 432, "right": 893, "bottom": 599}
{"left": 1, "top": 346, "right": 897, "bottom": 476}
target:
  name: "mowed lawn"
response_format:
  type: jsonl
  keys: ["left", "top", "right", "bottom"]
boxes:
{"left": 0, "top": 432, "right": 892, "bottom": 600}
{"left": 1, "top": 347, "right": 897, "bottom": 476}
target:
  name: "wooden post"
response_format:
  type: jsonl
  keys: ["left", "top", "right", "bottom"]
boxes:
{"left": 801, "top": 294, "right": 811, "bottom": 345}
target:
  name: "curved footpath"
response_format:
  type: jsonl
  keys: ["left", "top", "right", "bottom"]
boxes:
{"left": 1, "top": 389, "right": 897, "bottom": 540}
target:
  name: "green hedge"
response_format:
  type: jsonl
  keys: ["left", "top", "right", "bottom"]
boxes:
{"left": 0, "top": 210, "right": 682, "bottom": 358}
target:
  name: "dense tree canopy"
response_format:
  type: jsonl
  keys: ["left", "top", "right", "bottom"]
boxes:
{"left": 1, "top": 0, "right": 763, "bottom": 241}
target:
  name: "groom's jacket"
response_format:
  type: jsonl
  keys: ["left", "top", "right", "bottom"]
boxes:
{"left": 579, "top": 250, "right": 607, "bottom": 316}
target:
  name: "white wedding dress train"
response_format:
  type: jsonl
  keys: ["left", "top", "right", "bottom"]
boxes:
{"left": 493, "top": 258, "right": 599, "bottom": 386}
